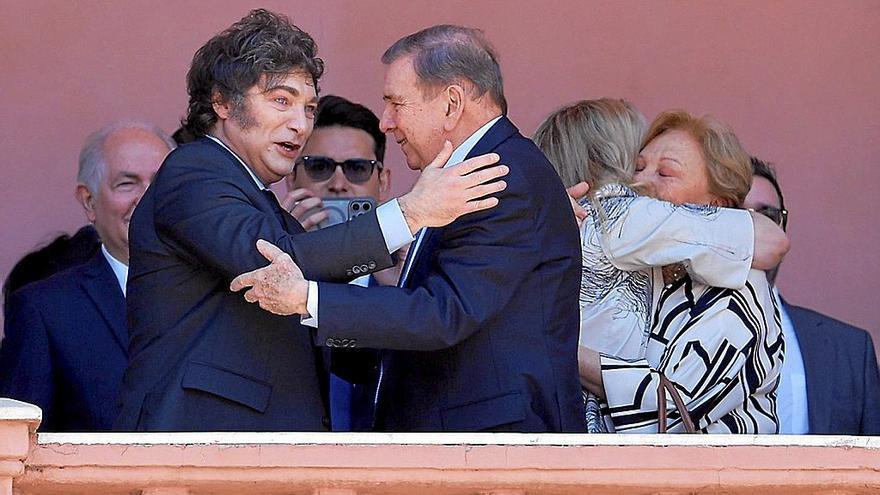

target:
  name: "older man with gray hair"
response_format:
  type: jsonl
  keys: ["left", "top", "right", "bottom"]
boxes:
{"left": 0, "top": 121, "right": 172, "bottom": 431}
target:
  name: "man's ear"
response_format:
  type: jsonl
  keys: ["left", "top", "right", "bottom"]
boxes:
{"left": 442, "top": 85, "right": 466, "bottom": 131}
{"left": 378, "top": 167, "right": 392, "bottom": 202}
{"left": 75, "top": 184, "right": 98, "bottom": 223}
{"left": 211, "top": 89, "right": 231, "bottom": 121}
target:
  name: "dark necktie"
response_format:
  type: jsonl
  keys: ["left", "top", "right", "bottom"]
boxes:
{"left": 262, "top": 189, "right": 288, "bottom": 226}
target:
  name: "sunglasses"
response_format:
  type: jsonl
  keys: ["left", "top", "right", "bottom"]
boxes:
{"left": 749, "top": 205, "right": 788, "bottom": 229}
{"left": 295, "top": 156, "right": 382, "bottom": 184}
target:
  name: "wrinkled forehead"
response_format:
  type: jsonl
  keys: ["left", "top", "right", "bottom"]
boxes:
{"left": 383, "top": 56, "right": 427, "bottom": 97}
{"left": 102, "top": 129, "right": 170, "bottom": 175}
{"left": 641, "top": 129, "right": 701, "bottom": 158}
{"left": 251, "top": 70, "right": 318, "bottom": 94}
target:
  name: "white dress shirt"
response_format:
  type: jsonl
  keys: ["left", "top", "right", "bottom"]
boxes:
{"left": 774, "top": 287, "right": 810, "bottom": 434}
{"left": 101, "top": 244, "right": 128, "bottom": 296}
{"left": 304, "top": 115, "right": 502, "bottom": 326}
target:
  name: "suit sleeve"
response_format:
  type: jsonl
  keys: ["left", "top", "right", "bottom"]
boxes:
{"left": 152, "top": 152, "right": 393, "bottom": 282}
{"left": 597, "top": 196, "right": 754, "bottom": 289}
{"left": 0, "top": 290, "right": 55, "bottom": 428}
{"left": 860, "top": 332, "right": 880, "bottom": 434}
{"left": 314, "top": 165, "right": 548, "bottom": 350}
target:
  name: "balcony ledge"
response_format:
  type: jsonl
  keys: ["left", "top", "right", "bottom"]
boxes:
{"left": 1, "top": 399, "right": 878, "bottom": 494}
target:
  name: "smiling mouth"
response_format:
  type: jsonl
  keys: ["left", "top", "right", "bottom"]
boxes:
{"left": 275, "top": 141, "right": 301, "bottom": 157}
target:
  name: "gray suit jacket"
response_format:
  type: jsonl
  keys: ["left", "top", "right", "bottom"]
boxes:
{"left": 786, "top": 302, "right": 880, "bottom": 434}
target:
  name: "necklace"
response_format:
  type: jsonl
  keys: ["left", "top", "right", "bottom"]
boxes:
{"left": 662, "top": 263, "right": 688, "bottom": 287}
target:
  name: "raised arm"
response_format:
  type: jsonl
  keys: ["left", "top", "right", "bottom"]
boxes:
{"left": 596, "top": 194, "right": 753, "bottom": 289}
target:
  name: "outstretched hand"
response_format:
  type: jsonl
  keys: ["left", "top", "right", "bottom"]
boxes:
{"left": 230, "top": 239, "right": 309, "bottom": 316}
{"left": 398, "top": 141, "right": 508, "bottom": 233}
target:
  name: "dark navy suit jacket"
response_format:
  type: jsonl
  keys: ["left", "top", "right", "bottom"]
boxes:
{"left": 786, "top": 302, "right": 880, "bottom": 434}
{"left": 318, "top": 117, "right": 585, "bottom": 432}
{"left": 115, "top": 137, "right": 393, "bottom": 431}
{"left": 0, "top": 251, "right": 127, "bottom": 431}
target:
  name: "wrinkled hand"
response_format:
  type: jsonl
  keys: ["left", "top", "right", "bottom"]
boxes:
{"left": 230, "top": 239, "right": 309, "bottom": 316}
{"left": 398, "top": 141, "right": 508, "bottom": 233}
{"left": 280, "top": 188, "right": 328, "bottom": 231}
{"left": 567, "top": 181, "right": 590, "bottom": 228}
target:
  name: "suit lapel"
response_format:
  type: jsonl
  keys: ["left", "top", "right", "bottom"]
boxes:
{"left": 785, "top": 301, "right": 832, "bottom": 433}
{"left": 80, "top": 252, "right": 128, "bottom": 354}
{"left": 464, "top": 115, "right": 518, "bottom": 160}
{"left": 203, "top": 137, "right": 305, "bottom": 235}
{"left": 400, "top": 117, "right": 517, "bottom": 288}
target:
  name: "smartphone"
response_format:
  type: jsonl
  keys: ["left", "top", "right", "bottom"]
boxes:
{"left": 317, "top": 197, "right": 376, "bottom": 229}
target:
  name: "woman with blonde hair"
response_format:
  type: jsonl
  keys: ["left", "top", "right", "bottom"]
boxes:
{"left": 535, "top": 103, "right": 785, "bottom": 433}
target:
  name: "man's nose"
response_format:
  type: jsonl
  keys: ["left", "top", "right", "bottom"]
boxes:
{"left": 327, "top": 166, "right": 349, "bottom": 193}
{"left": 379, "top": 108, "right": 395, "bottom": 134}
{"left": 287, "top": 107, "right": 310, "bottom": 135}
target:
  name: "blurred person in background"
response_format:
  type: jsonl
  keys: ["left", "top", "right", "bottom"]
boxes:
{"left": 283, "top": 94, "right": 392, "bottom": 431}
{"left": 0, "top": 121, "right": 173, "bottom": 431}
{"left": 746, "top": 157, "right": 879, "bottom": 434}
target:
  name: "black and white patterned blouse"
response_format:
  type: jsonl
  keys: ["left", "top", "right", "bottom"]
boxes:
{"left": 579, "top": 183, "right": 784, "bottom": 433}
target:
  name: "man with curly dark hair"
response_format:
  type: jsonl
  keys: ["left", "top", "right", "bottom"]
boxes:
{"left": 116, "top": 10, "right": 507, "bottom": 431}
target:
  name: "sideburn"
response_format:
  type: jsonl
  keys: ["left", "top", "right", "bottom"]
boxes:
{"left": 229, "top": 94, "right": 259, "bottom": 130}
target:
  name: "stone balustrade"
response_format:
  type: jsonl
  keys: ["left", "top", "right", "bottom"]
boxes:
{"left": 2, "top": 398, "right": 878, "bottom": 494}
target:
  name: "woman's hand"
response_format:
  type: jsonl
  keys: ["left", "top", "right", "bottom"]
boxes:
{"left": 578, "top": 345, "right": 606, "bottom": 399}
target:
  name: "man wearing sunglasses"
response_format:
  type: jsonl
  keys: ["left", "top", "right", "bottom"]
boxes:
{"left": 282, "top": 94, "right": 396, "bottom": 431}
{"left": 745, "top": 157, "right": 879, "bottom": 435}
{"left": 283, "top": 95, "right": 391, "bottom": 232}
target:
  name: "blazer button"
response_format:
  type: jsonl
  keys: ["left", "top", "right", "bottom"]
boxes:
{"left": 345, "top": 269, "right": 353, "bottom": 277}
{"left": 325, "top": 338, "right": 336, "bottom": 347}
{"left": 352, "top": 265, "right": 362, "bottom": 275}
{"left": 368, "top": 261, "right": 376, "bottom": 270}
{"left": 361, "top": 264, "right": 369, "bottom": 272}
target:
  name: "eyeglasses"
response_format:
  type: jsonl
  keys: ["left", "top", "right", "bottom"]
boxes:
{"left": 295, "top": 156, "right": 382, "bottom": 184}
{"left": 748, "top": 205, "right": 788, "bottom": 229}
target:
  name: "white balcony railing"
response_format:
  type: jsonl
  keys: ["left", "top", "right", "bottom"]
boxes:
{"left": 2, "top": 398, "right": 879, "bottom": 494}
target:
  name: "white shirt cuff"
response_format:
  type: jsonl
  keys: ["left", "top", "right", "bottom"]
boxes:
{"left": 377, "top": 198, "right": 414, "bottom": 253}
{"left": 301, "top": 280, "right": 319, "bottom": 328}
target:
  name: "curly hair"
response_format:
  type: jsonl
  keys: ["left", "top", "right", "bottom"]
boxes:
{"left": 182, "top": 9, "right": 324, "bottom": 137}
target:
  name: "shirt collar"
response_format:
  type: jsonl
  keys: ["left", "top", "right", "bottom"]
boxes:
{"left": 101, "top": 244, "right": 128, "bottom": 297}
{"left": 445, "top": 116, "right": 502, "bottom": 168}
{"left": 205, "top": 134, "right": 268, "bottom": 190}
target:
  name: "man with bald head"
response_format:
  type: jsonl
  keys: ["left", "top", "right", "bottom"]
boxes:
{"left": 0, "top": 121, "right": 173, "bottom": 431}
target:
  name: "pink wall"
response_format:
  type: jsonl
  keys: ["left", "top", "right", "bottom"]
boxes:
{"left": 1, "top": 1, "right": 877, "bottom": 346}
